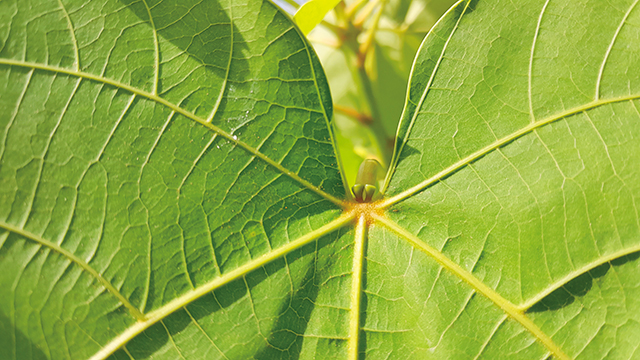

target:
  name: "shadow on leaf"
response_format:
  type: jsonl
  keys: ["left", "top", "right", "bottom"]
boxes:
{"left": 528, "top": 251, "right": 640, "bottom": 312}
{"left": 253, "top": 257, "right": 320, "bottom": 359}
{"left": 0, "top": 313, "right": 48, "bottom": 360}
{"left": 119, "top": 229, "right": 346, "bottom": 359}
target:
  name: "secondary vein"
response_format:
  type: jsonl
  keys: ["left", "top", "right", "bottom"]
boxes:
{"left": 140, "top": 0, "right": 160, "bottom": 95}
{"left": 88, "top": 212, "right": 354, "bottom": 360}
{"left": 208, "top": 0, "right": 233, "bottom": 122}
{"left": 519, "top": 243, "right": 640, "bottom": 311}
{"left": 0, "top": 59, "right": 347, "bottom": 208}
{"left": 0, "top": 221, "right": 145, "bottom": 320}
{"left": 381, "top": 94, "right": 640, "bottom": 208}
{"left": 373, "top": 215, "right": 570, "bottom": 360}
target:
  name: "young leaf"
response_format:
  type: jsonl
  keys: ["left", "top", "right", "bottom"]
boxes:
{"left": 294, "top": 0, "right": 342, "bottom": 35}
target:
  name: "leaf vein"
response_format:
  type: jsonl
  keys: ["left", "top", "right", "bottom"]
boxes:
{"left": 0, "top": 220, "right": 145, "bottom": 320}
{"left": 432, "top": 290, "right": 476, "bottom": 350}
{"left": 55, "top": 0, "right": 80, "bottom": 70}
{"left": 297, "top": 21, "right": 350, "bottom": 197}
{"left": 208, "top": 0, "right": 233, "bottom": 122}
{"left": 596, "top": 0, "right": 640, "bottom": 100}
{"left": 140, "top": 0, "right": 160, "bottom": 95}
{"left": 519, "top": 244, "right": 640, "bottom": 311}
{"left": 0, "top": 59, "right": 347, "bottom": 207}
{"left": 528, "top": 0, "right": 551, "bottom": 122}
{"left": 20, "top": 78, "right": 81, "bottom": 230}
{"left": 177, "top": 133, "right": 221, "bottom": 278}
{"left": 348, "top": 216, "right": 366, "bottom": 360}
{"left": 159, "top": 320, "right": 188, "bottom": 360}
{"left": 383, "top": 0, "right": 470, "bottom": 192}
{"left": 88, "top": 213, "right": 354, "bottom": 360}
{"left": 497, "top": 148, "right": 553, "bottom": 294}
{"left": 184, "top": 307, "right": 229, "bottom": 359}
{"left": 464, "top": 166, "right": 524, "bottom": 300}
{"left": 374, "top": 215, "right": 570, "bottom": 360}
{"left": 533, "top": 130, "right": 576, "bottom": 271}
{"left": 472, "top": 315, "right": 508, "bottom": 360}
{"left": 0, "top": 69, "right": 33, "bottom": 160}
{"left": 382, "top": 94, "right": 640, "bottom": 208}
{"left": 138, "top": 110, "right": 183, "bottom": 308}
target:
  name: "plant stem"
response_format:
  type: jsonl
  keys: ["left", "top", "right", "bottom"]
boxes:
{"left": 353, "top": 0, "right": 379, "bottom": 28}
{"left": 345, "top": 0, "right": 369, "bottom": 19}
{"left": 334, "top": 0, "right": 393, "bottom": 163}
{"left": 320, "top": 20, "right": 345, "bottom": 36}
{"left": 308, "top": 36, "right": 341, "bottom": 48}
{"left": 355, "top": 63, "right": 392, "bottom": 164}
{"left": 358, "top": 0, "right": 386, "bottom": 56}
{"left": 334, "top": 104, "right": 373, "bottom": 124}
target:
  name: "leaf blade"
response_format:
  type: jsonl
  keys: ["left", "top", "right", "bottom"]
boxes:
{"left": 0, "top": 0, "right": 348, "bottom": 358}
{"left": 384, "top": 0, "right": 640, "bottom": 358}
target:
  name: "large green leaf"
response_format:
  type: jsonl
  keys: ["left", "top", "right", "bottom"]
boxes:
{"left": 381, "top": 0, "right": 640, "bottom": 358}
{"left": 1, "top": 0, "right": 639, "bottom": 359}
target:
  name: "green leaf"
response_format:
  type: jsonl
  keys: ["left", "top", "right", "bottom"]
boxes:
{"left": 382, "top": 0, "right": 640, "bottom": 358}
{"left": 2, "top": 0, "right": 640, "bottom": 359}
{"left": 1, "top": 0, "right": 349, "bottom": 358}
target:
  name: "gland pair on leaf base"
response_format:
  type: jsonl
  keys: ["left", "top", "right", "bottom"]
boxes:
{"left": 351, "top": 159, "right": 383, "bottom": 203}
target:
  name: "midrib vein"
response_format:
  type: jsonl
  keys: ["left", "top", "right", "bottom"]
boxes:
{"left": 381, "top": 94, "right": 640, "bottom": 208}
{"left": 0, "top": 221, "right": 145, "bottom": 320}
{"left": 0, "top": 58, "right": 346, "bottom": 208}
{"left": 374, "top": 215, "right": 570, "bottom": 360}
{"left": 348, "top": 216, "right": 366, "bottom": 360}
{"left": 89, "top": 213, "right": 354, "bottom": 360}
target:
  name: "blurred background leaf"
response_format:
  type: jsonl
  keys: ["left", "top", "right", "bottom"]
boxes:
{"left": 284, "top": 0, "right": 458, "bottom": 188}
